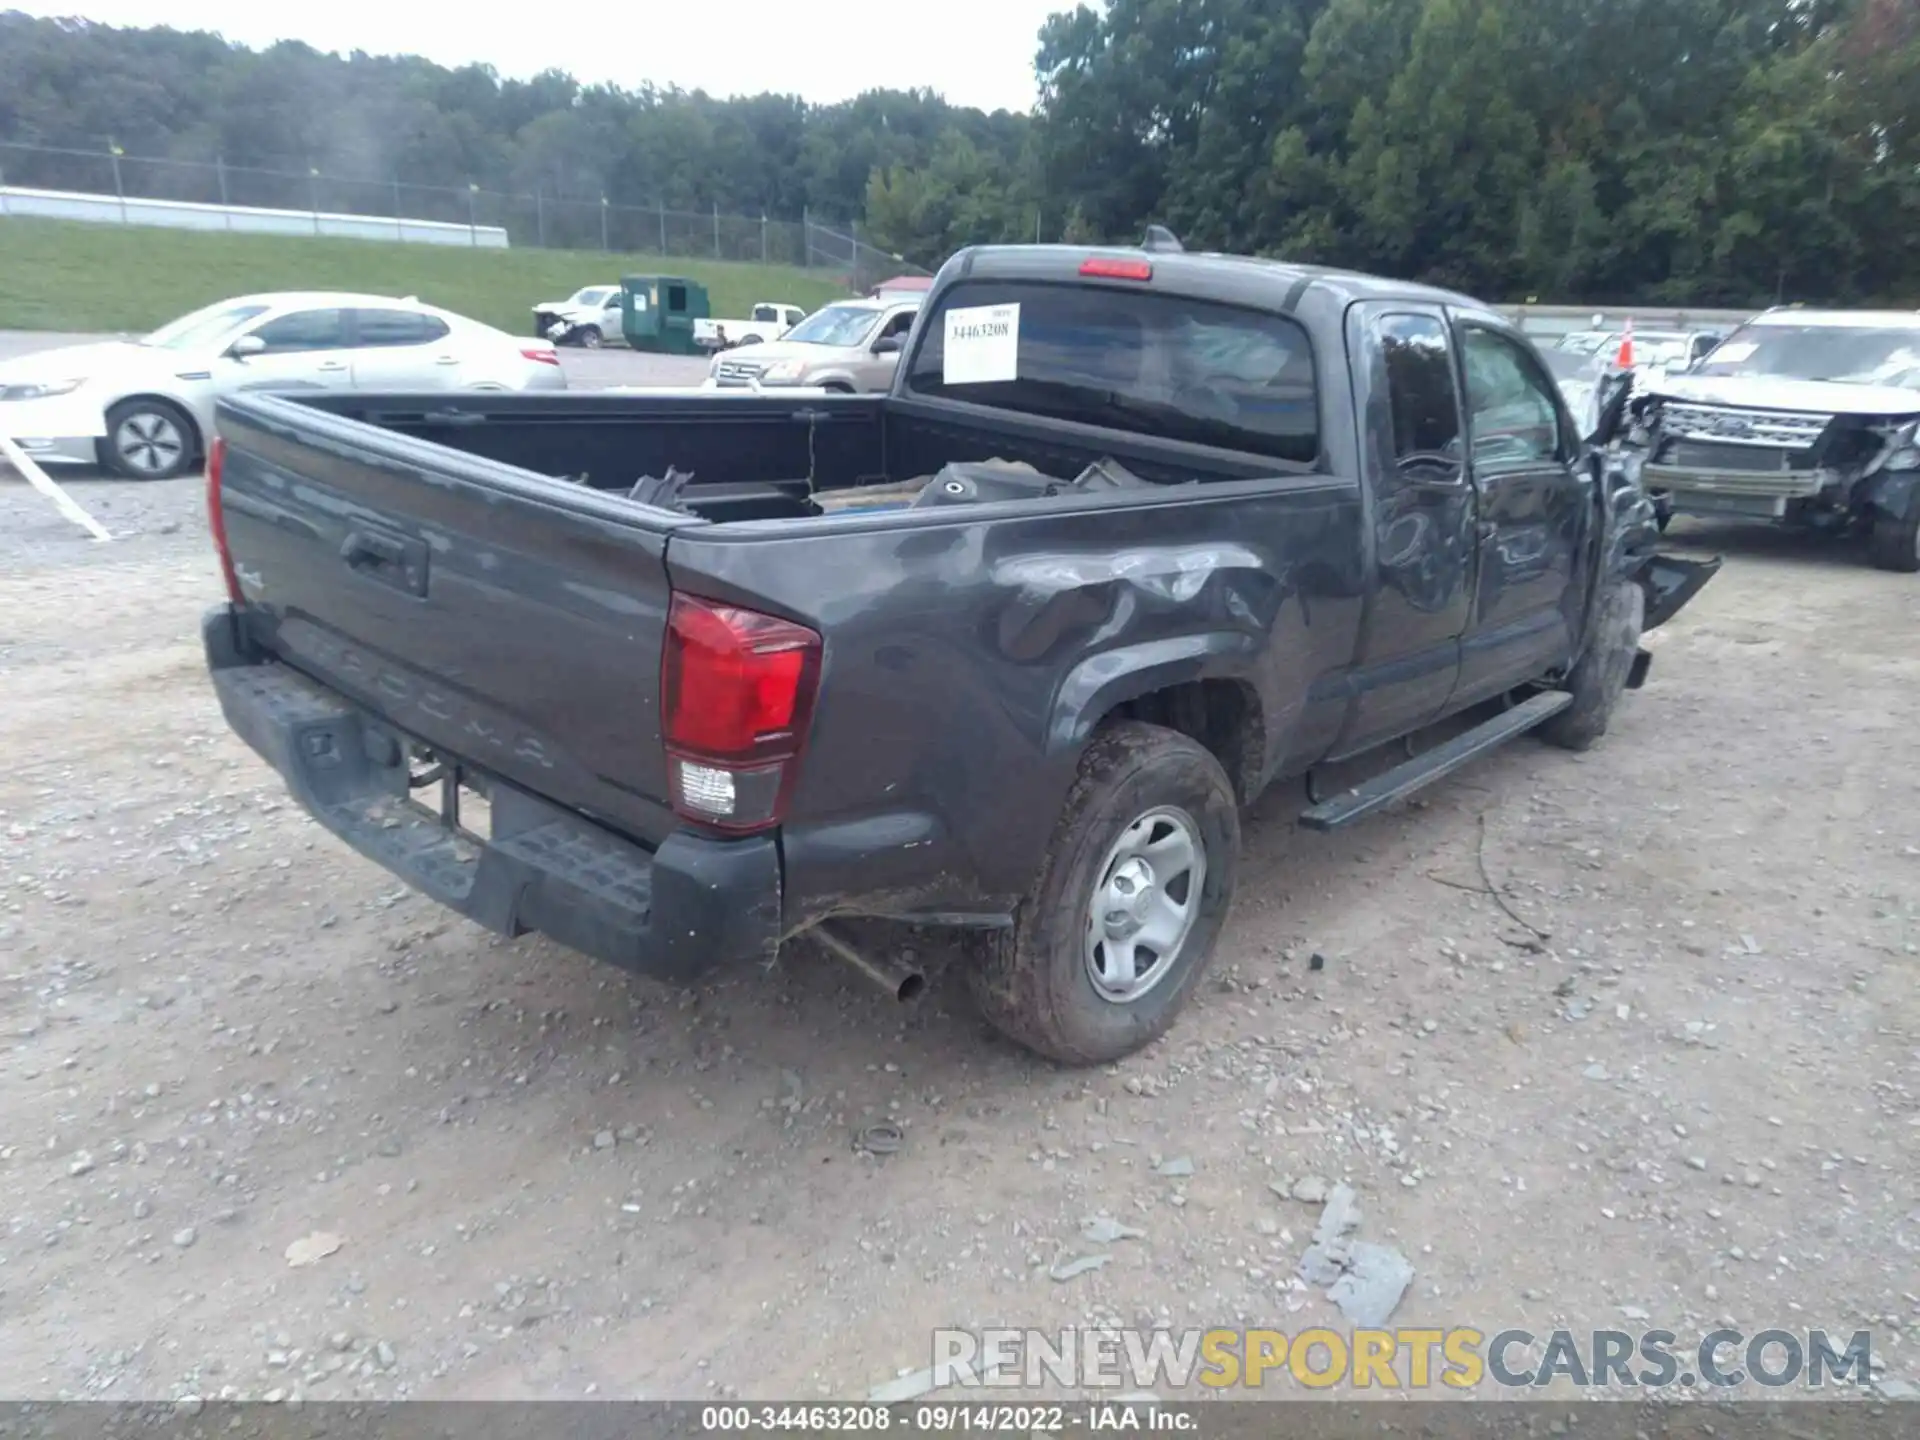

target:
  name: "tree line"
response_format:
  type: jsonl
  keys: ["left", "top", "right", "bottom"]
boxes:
{"left": 3, "top": 2, "right": 1916, "bottom": 305}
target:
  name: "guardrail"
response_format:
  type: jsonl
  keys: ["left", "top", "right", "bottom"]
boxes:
{"left": 1500, "top": 303, "right": 1763, "bottom": 341}
{"left": 0, "top": 184, "right": 510, "bottom": 248}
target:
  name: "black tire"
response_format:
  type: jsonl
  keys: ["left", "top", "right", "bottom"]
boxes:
{"left": 99, "top": 397, "right": 198, "bottom": 481}
{"left": 1868, "top": 505, "right": 1920, "bottom": 573}
{"left": 1539, "top": 580, "right": 1645, "bottom": 752}
{"left": 966, "top": 722, "right": 1240, "bottom": 1066}
{"left": 578, "top": 326, "right": 603, "bottom": 350}
{"left": 822, "top": 382, "right": 856, "bottom": 394}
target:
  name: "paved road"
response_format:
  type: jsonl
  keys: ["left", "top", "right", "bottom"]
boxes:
{"left": 0, "top": 329, "right": 711, "bottom": 388}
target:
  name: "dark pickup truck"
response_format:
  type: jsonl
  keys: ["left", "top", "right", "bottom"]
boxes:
{"left": 201, "top": 240, "right": 1717, "bottom": 1065}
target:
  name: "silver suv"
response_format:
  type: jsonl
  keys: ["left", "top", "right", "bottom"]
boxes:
{"left": 705, "top": 297, "right": 920, "bottom": 393}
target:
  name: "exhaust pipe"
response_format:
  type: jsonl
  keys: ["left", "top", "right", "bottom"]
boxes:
{"left": 811, "top": 924, "right": 926, "bottom": 1003}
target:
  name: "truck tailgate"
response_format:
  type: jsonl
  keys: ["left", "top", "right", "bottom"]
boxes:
{"left": 214, "top": 392, "right": 696, "bottom": 844}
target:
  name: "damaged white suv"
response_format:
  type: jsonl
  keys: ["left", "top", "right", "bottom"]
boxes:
{"left": 1628, "top": 308, "right": 1920, "bottom": 571}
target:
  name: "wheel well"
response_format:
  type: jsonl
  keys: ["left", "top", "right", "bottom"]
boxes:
{"left": 107, "top": 394, "right": 204, "bottom": 461}
{"left": 1096, "top": 679, "right": 1263, "bottom": 803}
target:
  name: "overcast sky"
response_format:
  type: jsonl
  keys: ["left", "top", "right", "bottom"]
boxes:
{"left": 20, "top": 0, "right": 1064, "bottom": 113}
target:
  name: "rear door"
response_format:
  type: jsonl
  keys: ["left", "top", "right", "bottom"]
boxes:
{"left": 1333, "top": 302, "right": 1477, "bottom": 756}
{"left": 1451, "top": 318, "right": 1592, "bottom": 707}
{"left": 346, "top": 308, "right": 461, "bottom": 390}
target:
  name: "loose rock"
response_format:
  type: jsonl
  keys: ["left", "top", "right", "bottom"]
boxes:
{"left": 1290, "top": 1175, "right": 1331, "bottom": 1205}
{"left": 1048, "top": 1253, "right": 1111, "bottom": 1282}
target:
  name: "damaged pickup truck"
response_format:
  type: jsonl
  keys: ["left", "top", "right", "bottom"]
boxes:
{"left": 199, "top": 238, "right": 1716, "bottom": 1065}
{"left": 1628, "top": 307, "right": 1920, "bottom": 571}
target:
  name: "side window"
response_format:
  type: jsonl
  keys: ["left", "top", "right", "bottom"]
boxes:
{"left": 353, "top": 310, "right": 450, "bottom": 348}
{"left": 881, "top": 310, "right": 915, "bottom": 339}
{"left": 251, "top": 309, "right": 347, "bottom": 353}
{"left": 667, "top": 285, "right": 688, "bottom": 311}
{"left": 1460, "top": 327, "right": 1563, "bottom": 470}
{"left": 751, "top": 305, "right": 778, "bottom": 323}
{"left": 1378, "top": 314, "right": 1462, "bottom": 471}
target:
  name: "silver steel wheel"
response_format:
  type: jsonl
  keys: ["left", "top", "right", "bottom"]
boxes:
{"left": 115, "top": 410, "right": 185, "bottom": 476}
{"left": 1083, "top": 805, "right": 1207, "bottom": 1004}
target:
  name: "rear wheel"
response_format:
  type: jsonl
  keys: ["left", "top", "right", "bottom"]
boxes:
{"left": 967, "top": 723, "right": 1239, "bottom": 1066}
{"left": 1868, "top": 505, "right": 1920, "bottom": 573}
{"left": 1539, "top": 580, "right": 1644, "bottom": 752}
{"left": 100, "top": 398, "right": 197, "bottom": 480}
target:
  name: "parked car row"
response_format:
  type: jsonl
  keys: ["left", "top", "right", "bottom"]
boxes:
{"left": 703, "top": 294, "right": 921, "bottom": 392}
{"left": 531, "top": 282, "right": 810, "bottom": 354}
{"left": 0, "top": 293, "right": 565, "bottom": 480}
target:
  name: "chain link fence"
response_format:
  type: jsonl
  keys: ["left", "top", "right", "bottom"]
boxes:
{"left": 0, "top": 140, "right": 926, "bottom": 290}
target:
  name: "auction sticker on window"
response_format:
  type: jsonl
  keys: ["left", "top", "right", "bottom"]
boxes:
{"left": 943, "top": 303, "right": 1020, "bottom": 384}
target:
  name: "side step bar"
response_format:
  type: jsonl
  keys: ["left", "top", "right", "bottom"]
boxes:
{"left": 1299, "top": 691, "right": 1573, "bottom": 833}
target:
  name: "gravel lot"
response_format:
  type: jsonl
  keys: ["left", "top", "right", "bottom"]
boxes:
{"left": 2, "top": 342, "right": 1918, "bottom": 1405}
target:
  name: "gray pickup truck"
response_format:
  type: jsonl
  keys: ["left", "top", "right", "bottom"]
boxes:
{"left": 200, "top": 238, "right": 1716, "bottom": 1065}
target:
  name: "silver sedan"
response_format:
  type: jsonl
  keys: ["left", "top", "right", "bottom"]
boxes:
{"left": 0, "top": 292, "right": 566, "bottom": 480}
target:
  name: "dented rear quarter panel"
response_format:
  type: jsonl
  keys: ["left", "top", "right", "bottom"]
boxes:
{"left": 667, "top": 472, "right": 1365, "bottom": 924}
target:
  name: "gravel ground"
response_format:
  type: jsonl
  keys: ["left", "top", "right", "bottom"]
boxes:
{"left": 2, "top": 364, "right": 1918, "bottom": 1404}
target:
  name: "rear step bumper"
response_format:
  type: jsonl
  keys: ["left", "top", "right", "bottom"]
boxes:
{"left": 201, "top": 606, "right": 781, "bottom": 982}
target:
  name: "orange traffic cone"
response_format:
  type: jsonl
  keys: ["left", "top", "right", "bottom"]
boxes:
{"left": 1614, "top": 319, "right": 1635, "bottom": 370}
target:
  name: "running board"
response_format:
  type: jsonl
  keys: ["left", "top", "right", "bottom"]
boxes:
{"left": 1299, "top": 691, "right": 1574, "bottom": 832}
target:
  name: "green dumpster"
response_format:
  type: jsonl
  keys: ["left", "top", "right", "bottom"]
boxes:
{"left": 619, "top": 274, "right": 711, "bottom": 355}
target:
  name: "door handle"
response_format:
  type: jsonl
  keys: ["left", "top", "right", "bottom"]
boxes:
{"left": 317, "top": 361, "right": 348, "bottom": 373}
{"left": 434, "top": 355, "right": 460, "bottom": 366}
{"left": 340, "top": 527, "right": 428, "bottom": 596}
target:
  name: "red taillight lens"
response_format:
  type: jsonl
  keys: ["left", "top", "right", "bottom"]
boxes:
{"left": 661, "top": 594, "right": 822, "bottom": 832}
{"left": 520, "top": 346, "right": 561, "bottom": 366}
{"left": 205, "top": 435, "right": 243, "bottom": 606}
{"left": 1079, "top": 256, "right": 1153, "bottom": 281}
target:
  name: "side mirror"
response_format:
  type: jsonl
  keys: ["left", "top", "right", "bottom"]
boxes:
{"left": 229, "top": 334, "right": 266, "bottom": 359}
{"left": 871, "top": 335, "right": 903, "bottom": 355}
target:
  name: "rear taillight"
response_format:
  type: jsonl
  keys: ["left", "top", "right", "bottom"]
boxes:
{"left": 661, "top": 594, "right": 822, "bottom": 833}
{"left": 205, "top": 435, "right": 243, "bottom": 605}
{"left": 520, "top": 346, "right": 561, "bottom": 366}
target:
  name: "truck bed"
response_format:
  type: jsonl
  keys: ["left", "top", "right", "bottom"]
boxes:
{"left": 288, "top": 388, "right": 1282, "bottom": 523}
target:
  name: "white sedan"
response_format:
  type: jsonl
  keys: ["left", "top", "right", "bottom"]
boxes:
{"left": 0, "top": 292, "right": 567, "bottom": 480}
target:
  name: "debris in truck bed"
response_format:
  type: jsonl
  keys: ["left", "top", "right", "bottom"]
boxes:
{"left": 627, "top": 466, "right": 698, "bottom": 512}
{"left": 811, "top": 476, "right": 934, "bottom": 514}
{"left": 809, "top": 455, "right": 1171, "bottom": 517}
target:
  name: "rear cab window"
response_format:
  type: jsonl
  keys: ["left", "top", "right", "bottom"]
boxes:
{"left": 906, "top": 280, "right": 1319, "bottom": 465}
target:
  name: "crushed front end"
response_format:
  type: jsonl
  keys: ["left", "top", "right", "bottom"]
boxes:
{"left": 1627, "top": 390, "right": 1920, "bottom": 538}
